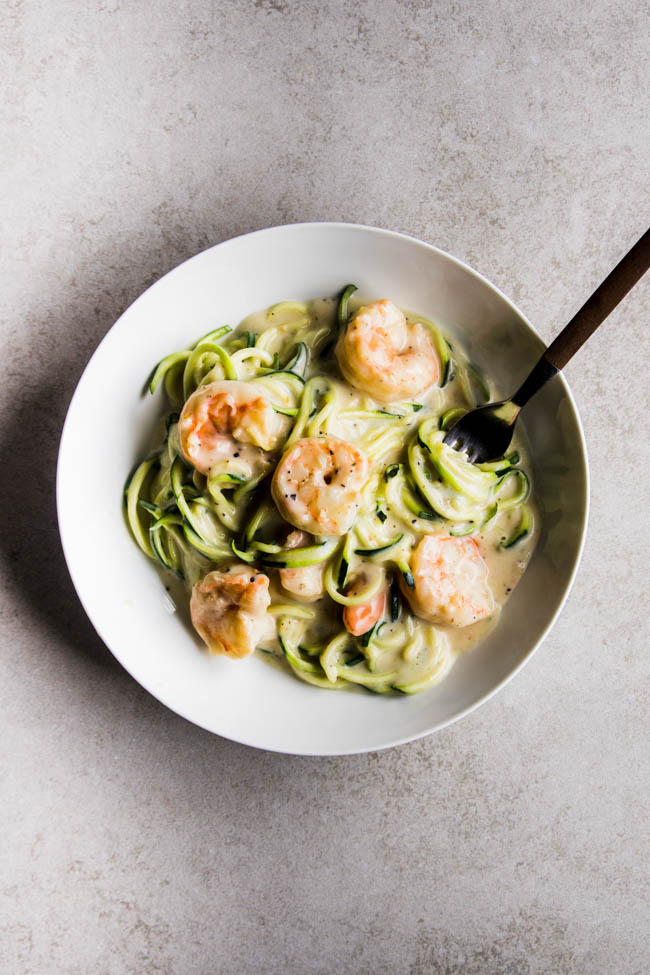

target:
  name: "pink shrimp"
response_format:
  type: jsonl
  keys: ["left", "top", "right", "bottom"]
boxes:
{"left": 400, "top": 534, "right": 494, "bottom": 627}
{"left": 335, "top": 299, "right": 439, "bottom": 403}
{"left": 272, "top": 436, "right": 370, "bottom": 536}
{"left": 190, "top": 564, "right": 272, "bottom": 658}
{"left": 179, "top": 380, "right": 287, "bottom": 475}
{"left": 342, "top": 580, "right": 388, "bottom": 636}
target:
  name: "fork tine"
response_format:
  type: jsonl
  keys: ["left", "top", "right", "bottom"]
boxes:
{"left": 449, "top": 436, "right": 465, "bottom": 454}
{"left": 443, "top": 399, "right": 516, "bottom": 464}
{"left": 452, "top": 438, "right": 466, "bottom": 455}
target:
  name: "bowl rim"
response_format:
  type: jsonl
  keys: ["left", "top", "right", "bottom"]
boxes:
{"left": 56, "top": 221, "right": 590, "bottom": 754}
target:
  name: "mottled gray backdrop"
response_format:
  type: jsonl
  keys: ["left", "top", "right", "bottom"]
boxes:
{"left": 2, "top": 1, "right": 649, "bottom": 973}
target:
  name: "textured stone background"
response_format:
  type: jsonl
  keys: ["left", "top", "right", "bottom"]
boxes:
{"left": 1, "top": 2, "right": 649, "bottom": 973}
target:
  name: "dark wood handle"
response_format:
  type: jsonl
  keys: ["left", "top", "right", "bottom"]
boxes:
{"left": 544, "top": 226, "right": 650, "bottom": 370}
{"left": 512, "top": 226, "right": 650, "bottom": 409}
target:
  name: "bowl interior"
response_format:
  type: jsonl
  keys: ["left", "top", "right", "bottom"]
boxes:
{"left": 57, "top": 224, "right": 588, "bottom": 754}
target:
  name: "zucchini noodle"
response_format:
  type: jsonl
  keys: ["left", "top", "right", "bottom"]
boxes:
{"left": 125, "top": 289, "right": 538, "bottom": 695}
{"left": 324, "top": 561, "right": 385, "bottom": 606}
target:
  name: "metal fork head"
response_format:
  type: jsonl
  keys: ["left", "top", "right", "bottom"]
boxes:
{"left": 442, "top": 400, "right": 520, "bottom": 464}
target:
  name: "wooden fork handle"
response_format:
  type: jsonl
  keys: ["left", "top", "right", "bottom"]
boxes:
{"left": 545, "top": 226, "right": 650, "bottom": 370}
{"left": 513, "top": 226, "right": 650, "bottom": 408}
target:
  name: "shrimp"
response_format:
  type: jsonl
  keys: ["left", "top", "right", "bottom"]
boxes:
{"left": 400, "top": 534, "right": 494, "bottom": 627}
{"left": 179, "top": 380, "right": 288, "bottom": 475}
{"left": 335, "top": 299, "right": 439, "bottom": 403}
{"left": 343, "top": 580, "right": 387, "bottom": 636}
{"left": 271, "top": 436, "right": 370, "bottom": 536}
{"left": 279, "top": 530, "right": 325, "bottom": 602}
{"left": 190, "top": 565, "right": 273, "bottom": 658}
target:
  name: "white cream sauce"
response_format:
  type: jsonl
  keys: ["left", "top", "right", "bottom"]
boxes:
{"left": 233, "top": 296, "right": 540, "bottom": 690}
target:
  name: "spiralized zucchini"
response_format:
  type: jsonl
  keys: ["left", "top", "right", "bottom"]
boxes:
{"left": 125, "top": 290, "right": 536, "bottom": 695}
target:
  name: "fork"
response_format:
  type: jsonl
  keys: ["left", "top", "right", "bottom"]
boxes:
{"left": 443, "top": 226, "right": 650, "bottom": 463}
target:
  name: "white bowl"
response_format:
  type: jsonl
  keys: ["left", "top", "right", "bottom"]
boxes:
{"left": 57, "top": 223, "right": 589, "bottom": 755}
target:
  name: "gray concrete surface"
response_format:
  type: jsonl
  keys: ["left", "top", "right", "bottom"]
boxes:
{"left": 2, "top": 1, "right": 649, "bottom": 972}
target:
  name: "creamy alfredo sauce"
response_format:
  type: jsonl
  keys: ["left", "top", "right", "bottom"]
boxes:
{"left": 227, "top": 295, "right": 540, "bottom": 692}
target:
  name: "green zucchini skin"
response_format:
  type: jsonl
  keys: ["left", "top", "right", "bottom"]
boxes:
{"left": 495, "top": 469, "right": 530, "bottom": 509}
{"left": 336, "top": 664, "right": 397, "bottom": 690}
{"left": 360, "top": 623, "right": 378, "bottom": 647}
{"left": 282, "top": 342, "right": 309, "bottom": 378}
{"left": 354, "top": 533, "right": 404, "bottom": 557}
{"left": 499, "top": 505, "right": 533, "bottom": 549}
{"left": 149, "top": 514, "right": 185, "bottom": 579}
{"left": 335, "top": 533, "right": 355, "bottom": 589}
{"left": 337, "top": 556, "right": 349, "bottom": 588}
{"left": 182, "top": 525, "right": 228, "bottom": 562}
{"left": 376, "top": 404, "right": 424, "bottom": 418}
{"left": 344, "top": 653, "right": 365, "bottom": 668}
{"left": 337, "top": 284, "right": 358, "bottom": 328}
{"left": 165, "top": 411, "right": 180, "bottom": 432}
{"left": 279, "top": 635, "right": 324, "bottom": 675}
{"left": 436, "top": 338, "right": 454, "bottom": 387}
{"left": 389, "top": 577, "right": 401, "bottom": 621}
{"left": 263, "top": 369, "right": 306, "bottom": 385}
{"left": 230, "top": 539, "right": 256, "bottom": 564}
{"left": 395, "top": 560, "right": 415, "bottom": 589}
{"left": 260, "top": 538, "right": 339, "bottom": 569}
{"left": 439, "top": 406, "right": 466, "bottom": 431}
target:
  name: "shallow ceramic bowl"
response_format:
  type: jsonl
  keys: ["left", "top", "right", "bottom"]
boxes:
{"left": 57, "top": 223, "right": 589, "bottom": 755}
